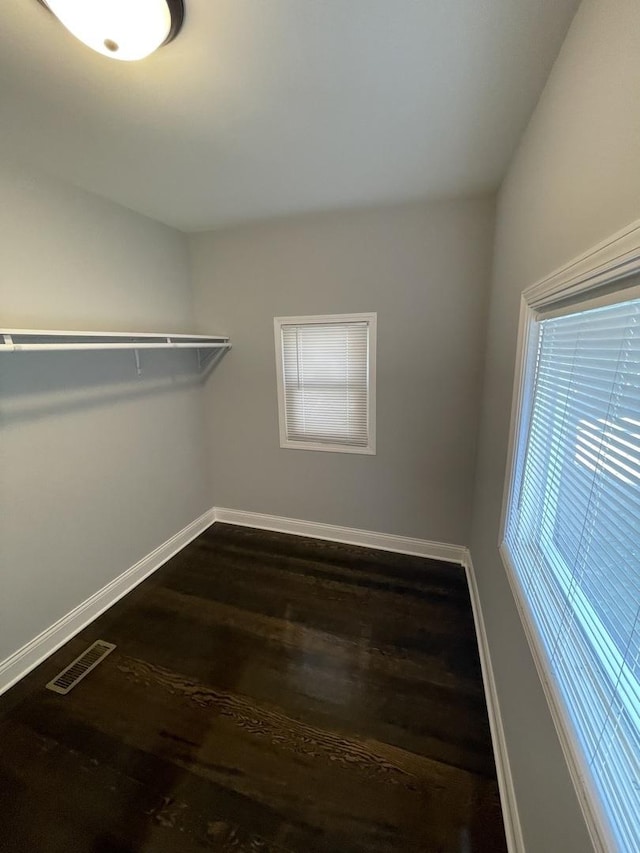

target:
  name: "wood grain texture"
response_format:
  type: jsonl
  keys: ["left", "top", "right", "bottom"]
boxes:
{"left": 0, "top": 523, "right": 506, "bottom": 852}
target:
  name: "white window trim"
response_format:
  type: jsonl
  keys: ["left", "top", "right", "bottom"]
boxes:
{"left": 273, "top": 312, "right": 377, "bottom": 455}
{"left": 500, "top": 218, "right": 640, "bottom": 853}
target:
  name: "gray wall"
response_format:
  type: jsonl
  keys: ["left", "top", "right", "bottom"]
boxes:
{"left": 191, "top": 197, "right": 495, "bottom": 545}
{"left": 470, "top": 1, "right": 640, "bottom": 850}
{"left": 0, "top": 159, "right": 210, "bottom": 665}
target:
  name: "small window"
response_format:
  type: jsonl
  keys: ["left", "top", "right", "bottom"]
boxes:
{"left": 504, "top": 289, "right": 640, "bottom": 851}
{"left": 274, "top": 313, "right": 376, "bottom": 454}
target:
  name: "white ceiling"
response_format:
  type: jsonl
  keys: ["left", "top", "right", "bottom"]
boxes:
{"left": 0, "top": 0, "right": 579, "bottom": 231}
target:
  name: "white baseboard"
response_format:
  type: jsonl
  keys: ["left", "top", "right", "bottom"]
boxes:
{"left": 213, "top": 507, "right": 467, "bottom": 564}
{"left": 0, "top": 508, "right": 216, "bottom": 697}
{"left": 463, "top": 550, "right": 524, "bottom": 853}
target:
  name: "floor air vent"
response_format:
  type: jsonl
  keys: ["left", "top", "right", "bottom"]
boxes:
{"left": 46, "top": 640, "right": 116, "bottom": 695}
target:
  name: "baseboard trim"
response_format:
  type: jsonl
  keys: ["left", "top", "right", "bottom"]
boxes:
{"left": 463, "top": 550, "right": 524, "bottom": 853}
{"left": 0, "top": 508, "right": 216, "bottom": 697}
{"left": 213, "top": 507, "right": 467, "bottom": 564}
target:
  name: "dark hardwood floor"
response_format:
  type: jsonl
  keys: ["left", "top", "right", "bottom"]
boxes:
{"left": 0, "top": 523, "right": 507, "bottom": 853}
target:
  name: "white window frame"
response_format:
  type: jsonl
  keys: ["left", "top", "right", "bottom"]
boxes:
{"left": 274, "top": 312, "right": 377, "bottom": 455}
{"left": 500, "top": 218, "right": 640, "bottom": 853}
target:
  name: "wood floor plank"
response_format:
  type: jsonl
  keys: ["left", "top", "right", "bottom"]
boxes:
{"left": 0, "top": 523, "right": 507, "bottom": 852}
{"left": 99, "top": 587, "right": 494, "bottom": 776}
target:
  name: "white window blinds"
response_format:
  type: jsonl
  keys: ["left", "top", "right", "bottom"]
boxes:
{"left": 277, "top": 317, "right": 373, "bottom": 450}
{"left": 505, "top": 294, "right": 640, "bottom": 851}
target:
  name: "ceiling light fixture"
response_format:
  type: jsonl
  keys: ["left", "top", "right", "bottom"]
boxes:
{"left": 37, "top": 0, "right": 185, "bottom": 62}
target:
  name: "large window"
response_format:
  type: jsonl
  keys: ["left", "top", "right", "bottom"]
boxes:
{"left": 503, "top": 287, "right": 640, "bottom": 851}
{"left": 274, "top": 313, "right": 376, "bottom": 454}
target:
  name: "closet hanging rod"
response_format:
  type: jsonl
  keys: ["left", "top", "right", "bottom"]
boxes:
{"left": 0, "top": 329, "right": 231, "bottom": 353}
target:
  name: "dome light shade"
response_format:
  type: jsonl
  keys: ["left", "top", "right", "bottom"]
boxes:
{"left": 39, "top": 0, "right": 184, "bottom": 61}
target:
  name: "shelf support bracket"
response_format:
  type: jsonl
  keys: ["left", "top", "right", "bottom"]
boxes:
{"left": 134, "top": 349, "right": 142, "bottom": 377}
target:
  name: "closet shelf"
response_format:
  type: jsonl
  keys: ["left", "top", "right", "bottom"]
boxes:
{"left": 0, "top": 328, "right": 231, "bottom": 353}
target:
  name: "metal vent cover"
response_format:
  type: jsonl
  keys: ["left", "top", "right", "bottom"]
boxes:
{"left": 46, "top": 640, "right": 116, "bottom": 695}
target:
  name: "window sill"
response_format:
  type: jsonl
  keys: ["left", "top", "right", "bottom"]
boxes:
{"left": 279, "top": 439, "right": 376, "bottom": 455}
